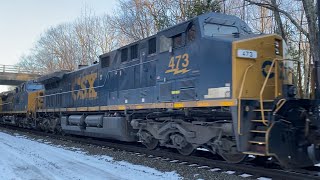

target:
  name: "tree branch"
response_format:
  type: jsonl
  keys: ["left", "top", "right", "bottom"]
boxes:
{"left": 245, "top": 0, "right": 309, "bottom": 38}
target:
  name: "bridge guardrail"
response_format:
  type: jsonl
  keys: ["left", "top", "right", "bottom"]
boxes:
{"left": 0, "top": 65, "right": 41, "bottom": 75}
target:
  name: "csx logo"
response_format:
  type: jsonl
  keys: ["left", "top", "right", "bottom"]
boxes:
{"left": 261, "top": 60, "right": 275, "bottom": 79}
{"left": 72, "top": 73, "right": 97, "bottom": 100}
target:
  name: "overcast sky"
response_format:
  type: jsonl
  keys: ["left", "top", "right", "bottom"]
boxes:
{"left": 0, "top": 0, "right": 117, "bottom": 91}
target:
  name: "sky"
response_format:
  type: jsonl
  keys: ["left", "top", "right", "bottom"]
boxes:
{"left": 0, "top": 0, "right": 117, "bottom": 91}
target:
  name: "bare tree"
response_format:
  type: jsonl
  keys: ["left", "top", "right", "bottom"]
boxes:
{"left": 110, "top": 0, "right": 157, "bottom": 42}
{"left": 243, "top": 0, "right": 318, "bottom": 97}
{"left": 18, "top": 8, "right": 122, "bottom": 73}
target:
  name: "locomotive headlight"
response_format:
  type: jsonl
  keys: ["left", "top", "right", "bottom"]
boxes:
{"left": 275, "top": 40, "right": 281, "bottom": 55}
{"left": 275, "top": 41, "right": 280, "bottom": 48}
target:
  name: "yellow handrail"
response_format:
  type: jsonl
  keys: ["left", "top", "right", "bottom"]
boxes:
{"left": 237, "top": 63, "right": 254, "bottom": 135}
{"left": 260, "top": 59, "right": 277, "bottom": 126}
{"left": 259, "top": 58, "right": 302, "bottom": 126}
{"left": 274, "top": 98, "right": 286, "bottom": 114}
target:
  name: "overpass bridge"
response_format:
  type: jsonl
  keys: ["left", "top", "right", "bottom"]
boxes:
{"left": 0, "top": 65, "right": 41, "bottom": 86}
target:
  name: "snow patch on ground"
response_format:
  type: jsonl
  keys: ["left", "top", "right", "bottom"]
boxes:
{"left": 196, "top": 148, "right": 209, "bottom": 152}
{"left": 0, "top": 132, "right": 181, "bottom": 180}
{"left": 257, "top": 177, "right": 272, "bottom": 180}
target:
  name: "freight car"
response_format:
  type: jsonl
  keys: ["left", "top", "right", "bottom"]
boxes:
{"left": 1, "top": 12, "right": 320, "bottom": 168}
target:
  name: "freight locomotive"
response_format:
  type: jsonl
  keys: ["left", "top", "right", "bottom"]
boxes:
{"left": 1, "top": 12, "right": 320, "bottom": 168}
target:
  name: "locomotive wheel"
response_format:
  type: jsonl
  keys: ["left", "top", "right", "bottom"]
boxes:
{"left": 217, "top": 137, "right": 247, "bottom": 163}
{"left": 61, "top": 130, "right": 66, "bottom": 136}
{"left": 140, "top": 131, "right": 159, "bottom": 150}
{"left": 177, "top": 143, "right": 195, "bottom": 156}
{"left": 219, "top": 152, "right": 247, "bottom": 163}
{"left": 55, "top": 126, "right": 65, "bottom": 136}
{"left": 142, "top": 138, "right": 159, "bottom": 150}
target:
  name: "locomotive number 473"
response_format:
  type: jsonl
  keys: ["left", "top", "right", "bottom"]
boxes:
{"left": 165, "top": 53, "right": 191, "bottom": 75}
{"left": 237, "top": 49, "right": 257, "bottom": 59}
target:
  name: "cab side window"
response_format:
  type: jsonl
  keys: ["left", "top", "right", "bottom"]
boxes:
{"left": 148, "top": 38, "right": 157, "bottom": 55}
{"left": 159, "top": 35, "right": 172, "bottom": 53}
{"left": 121, "top": 48, "right": 128, "bottom": 62}
{"left": 100, "top": 56, "right": 110, "bottom": 68}
{"left": 187, "top": 24, "right": 196, "bottom": 42}
{"left": 173, "top": 34, "right": 183, "bottom": 48}
{"left": 130, "top": 44, "right": 138, "bottom": 60}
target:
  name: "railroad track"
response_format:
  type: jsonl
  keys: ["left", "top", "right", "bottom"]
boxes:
{"left": 1, "top": 125, "right": 319, "bottom": 180}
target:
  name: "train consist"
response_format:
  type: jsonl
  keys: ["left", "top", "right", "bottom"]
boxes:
{"left": 1, "top": 12, "right": 320, "bottom": 168}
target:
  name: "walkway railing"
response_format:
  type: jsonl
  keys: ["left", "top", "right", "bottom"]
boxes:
{"left": 0, "top": 65, "right": 41, "bottom": 74}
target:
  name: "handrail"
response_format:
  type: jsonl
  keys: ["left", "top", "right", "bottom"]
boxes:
{"left": 260, "top": 59, "right": 277, "bottom": 126}
{"left": 0, "top": 64, "right": 41, "bottom": 74}
{"left": 274, "top": 98, "right": 286, "bottom": 114}
{"left": 260, "top": 58, "right": 302, "bottom": 126}
{"left": 237, "top": 63, "right": 254, "bottom": 135}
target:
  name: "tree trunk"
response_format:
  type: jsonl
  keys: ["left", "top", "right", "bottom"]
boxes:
{"left": 270, "top": 0, "right": 287, "bottom": 42}
{"left": 302, "top": 0, "right": 318, "bottom": 63}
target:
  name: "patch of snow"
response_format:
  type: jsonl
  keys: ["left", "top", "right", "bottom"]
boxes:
{"left": 70, "top": 147, "right": 82, "bottom": 150}
{"left": 239, "top": 173, "right": 252, "bottom": 178}
{"left": 0, "top": 132, "right": 181, "bottom": 180}
{"left": 188, "top": 164, "right": 199, "bottom": 167}
{"left": 223, "top": 171, "right": 235, "bottom": 174}
{"left": 179, "top": 162, "right": 188, "bottom": 165}
{"left": 196, "top": 148, "right": 210, "bottom": 152}
{"left": 209, "top": 168, "right": 221, "bottom": 172}
{"left": 257, "top": 177, "right": 272, "bottom": 180}
{"left": 197, "top": 166, "right": 209, "bottom": 169}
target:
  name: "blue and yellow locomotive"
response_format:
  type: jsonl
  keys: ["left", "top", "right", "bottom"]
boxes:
{"left": 1, "top": 12, "right": 320, "bottom": 168}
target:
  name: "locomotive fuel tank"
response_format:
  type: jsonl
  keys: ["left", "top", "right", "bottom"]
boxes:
{"left": 85, "top": 115, "right": 103, "bottom": 127}
{"left": 61, "top": 115, "right": 137, "bottom": 142}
